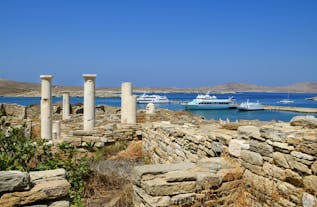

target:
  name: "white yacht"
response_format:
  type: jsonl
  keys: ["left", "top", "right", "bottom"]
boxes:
{"left": 278, "top": 89, "right": 294, "bottom": 104}
{"left": 278, "top": 99, "right": 294, "bottom": 104}
{"left": 238, "top": 100, "right": 264, "bottom": 111}
{"left": 185, "top": 92, "right": 235, "bottom": 110}
{"left": 136, "top": 93, "right": 170, "bottom": 104}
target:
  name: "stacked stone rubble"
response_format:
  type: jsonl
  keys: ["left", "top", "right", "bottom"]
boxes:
{"left": 140, "top": 117, "right": 317, "bottom": 206}
{"left": 0, "top": 169, "right": 70, "bottom": 207}
{"left": 230, "top": 123, "right": 317, "bottom": 207}
{"left": 141, "top": 122, "right": 235, "bottom": 164}
{"left": 132, "top": 158, "right": 243, "bottom": 207}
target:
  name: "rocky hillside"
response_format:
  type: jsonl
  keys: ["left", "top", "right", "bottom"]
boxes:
{"left": 1, "top": 79, "right": 317, "bottom": 96}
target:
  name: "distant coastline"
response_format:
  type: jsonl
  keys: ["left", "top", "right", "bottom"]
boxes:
{"left": 1, "top": 79, "right": 317, "bottom": 97}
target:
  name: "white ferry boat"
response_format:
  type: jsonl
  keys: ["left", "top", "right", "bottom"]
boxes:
{"left": 185, "top": 92, "right": 235, "bottom": 110}
{"left": 238, "top": 100, "right": 264, "bottom": 111}
{"left": 136, "top": 93, "right": 170, "bottom": 104}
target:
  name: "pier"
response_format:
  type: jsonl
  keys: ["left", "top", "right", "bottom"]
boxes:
{"left": 264, "top": 105, "right": 317, "bottom": 114}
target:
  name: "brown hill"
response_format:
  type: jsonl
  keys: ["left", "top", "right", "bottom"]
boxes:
{"left": 1, "top": 79, "right": 317, "bottom": 96}
{"left": 0, "top": 79, "right": 40, "bottom": 95}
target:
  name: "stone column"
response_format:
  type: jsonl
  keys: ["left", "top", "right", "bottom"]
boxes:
{"left": 52, "top": 120, "right": 61, "bottom": 139}
{"left": 121, "top": 82, "right": 132, "bottom": 124}
{"left": 126, "top": 95, "right": 137, "bottom": 124}
{"left": 62, "top": 92, "right": 70, "bottom": 120}
{"left": 40, "top": 75, "right": 53, "bottom": 139}
{"left": 83, "top": 74, "right": 97, "bottom": 131}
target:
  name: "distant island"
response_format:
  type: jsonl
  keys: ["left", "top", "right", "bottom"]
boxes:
{"left": 1, "top": 79, "right": 317, "bottom": 97}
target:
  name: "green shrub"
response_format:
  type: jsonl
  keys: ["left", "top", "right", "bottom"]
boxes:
{"left": 0, "top": 127, "right": 91, "bottom": 206}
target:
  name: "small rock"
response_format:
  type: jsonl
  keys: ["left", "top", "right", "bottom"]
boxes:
{"left": 290, "top": 115, "right": 317, "bottom": 128}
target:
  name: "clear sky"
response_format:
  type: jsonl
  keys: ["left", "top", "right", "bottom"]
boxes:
{"left": 1, "top": 0, "right": 316, "bottom": 88}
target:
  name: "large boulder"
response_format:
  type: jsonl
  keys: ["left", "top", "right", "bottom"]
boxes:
{"left": 290, "top": 116, "right": 317, "bottom": 128}
{"left": 0, "top": 171, "right": 30, "bottom": 193}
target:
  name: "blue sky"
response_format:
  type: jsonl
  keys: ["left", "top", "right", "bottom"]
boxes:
{"left": 0, "top": 0, "right": 316, "bottom": 88}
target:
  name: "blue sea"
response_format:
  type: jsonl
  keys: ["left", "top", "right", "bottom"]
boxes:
{"left": 1, "top": 92, "right": 317, "bottom": 122}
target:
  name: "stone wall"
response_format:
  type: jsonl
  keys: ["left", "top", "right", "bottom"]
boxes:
{"left": 0, "top": 169, "right": 70, "bottom": 207}
{"left": 142, "top": 122, "right": 235, "bottom": 164}
{"left": 139, "top": 119, "right": 317, "bottom": 206}
{"left": 232, "top": 123, "right": 317, "bottom": 207}
{"left": 132, "top": 158, "right": 243, "bottom": 207}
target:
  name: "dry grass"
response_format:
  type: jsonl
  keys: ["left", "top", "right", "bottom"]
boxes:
{"left": 109, "top": 141, "right": 143, "bottom": 161}
{"left": 84, "top": 160, "right": 135, "bottom": 207}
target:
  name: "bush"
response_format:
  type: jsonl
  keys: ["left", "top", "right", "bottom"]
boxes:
{"left": 0, "top": 127, "right": 91, "bottom": 206}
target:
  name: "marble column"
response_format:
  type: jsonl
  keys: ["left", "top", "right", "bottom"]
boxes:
{"left": 52, "top": 120, "right": 61, "bottom": 139}
{"left": 62, "top": 92, "right": 70, "bottom": 120}
{"left": 126, "top": 95, "right": 137, "bottom": 124}
{"left": 40, "top": 75, "right": 53, "bottom": 139}
{"left": 83, "top": 74, "right": 96, "bottom": 131}
{"left": 121, "top": 82, "right": 132, "bottom": 124}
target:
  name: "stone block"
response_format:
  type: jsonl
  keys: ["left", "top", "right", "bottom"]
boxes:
{"left": 238, "top": 126, "right": 262, "bottom": 140}
{"left": 263, "top": 162, "right": 285, "bottom": 180}
{"left": 290, "top": 115, "right": 317, "bottom": 128}
{"left": 302, "top": 192, "right": 316, "bottom": 207}
{"left": 267, "top": 140, "right": 295, "bottom": 153}
{"left": 142, "top": 178, "right": 196, "bottom": 196}
{"left": 273, "top": 152, "right": 290, "bottom": 168}
{"left": 0, "top": 171, "right": 30, "bottom": 193}
{"left": 0, "top": 179, "right": 70, "bottom": 206}
{"left": 290, "top": 151, "right": 315, "bottom": 161}
{"left": 29, "top": 169, "right": 66, "bottom": 184}
{"left": 303, "top": 175, "right": 317, "bottom": 194}
{"left": 260, "top": 126, "right": 287, "bottom": 142}
{"left": 133, "top": 185, "right": 170, "bottom": 207}
{"left": 284, "top": 169, "right": 303, "bottom": 187}
{"left": 132, "top": 162, "right": 196, "bottom": 186}
{"left": 228, "top": 139, "right": 249, "bottom": 157}
{"left": 241, "top": 150, "right": 263, "bottom": 166}
{"left": 249, "top": 140, "right": 273, "bottom": 157}
{"left": 170, "top": 193, "right": 195, "bottom": 205}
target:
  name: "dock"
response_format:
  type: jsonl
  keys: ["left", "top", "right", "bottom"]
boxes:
{"left": 264, "top": 105, "right": 317, "bottom": 114}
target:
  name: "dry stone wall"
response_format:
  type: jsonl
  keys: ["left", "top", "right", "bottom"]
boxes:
{"left": 233, "top": 123, "right": 317, "bottom": 207}
{"left": 142, "top": 122, "right": 235, "bottom": 164}
{"left": 132, "top": 158, "right": 243, "bottom": 207}
{"left": 139, "top": 119, "right": 317, "bottom": 206}
{"left": 0, "top": 169, "right": 70, "bottom": 207}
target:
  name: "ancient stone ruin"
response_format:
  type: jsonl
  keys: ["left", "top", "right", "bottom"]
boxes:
{"left": 1, "top": 76, "right": 317, "bottom": 206}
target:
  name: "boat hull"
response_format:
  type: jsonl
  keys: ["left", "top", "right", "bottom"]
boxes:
{"left": 185, "top": 104, "right": 233, "bottom": 110}
{"left": 137, "top": 100, "right": 170, "bottom": 104}
{"left": 238, "top": 107, "right": 264, "bottom": 111}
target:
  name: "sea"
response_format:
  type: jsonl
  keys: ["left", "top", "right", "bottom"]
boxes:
{"left": 1, "top": 92, "right": 317, "bottom": 122}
